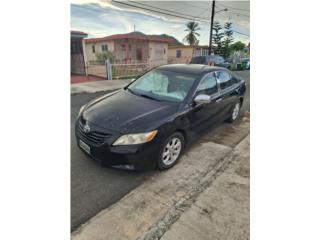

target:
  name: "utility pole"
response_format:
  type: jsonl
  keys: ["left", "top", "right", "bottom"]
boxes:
{"left": 208, "top": 0, "right": 215, "bottom": 55}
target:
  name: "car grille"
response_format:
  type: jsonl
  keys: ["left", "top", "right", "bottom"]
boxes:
{"left": 77, "top": 119, "right": 112, "bottom": 145}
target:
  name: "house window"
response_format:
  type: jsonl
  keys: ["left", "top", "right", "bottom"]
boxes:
{"left": 92, "top": 45, "right": 95, "bottom": 53}
{"left": 202, "top": 49, "right": 209, "bottom": 56}
{"left": 164, "top": 48, "right": 166, "bottom": 54}
{"left": 176, "top": 50, "right": 181, "bottom": 58}
{"left": 101, "top": 44, "right": 108, "bottom": 52}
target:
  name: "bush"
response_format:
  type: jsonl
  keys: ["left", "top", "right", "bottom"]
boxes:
{"left": 96, "top": 51, "right": 114, "bottom": 62}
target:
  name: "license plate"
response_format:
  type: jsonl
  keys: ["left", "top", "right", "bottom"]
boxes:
{"left": 79, "top": 140, "right": 90, "bottom": 154}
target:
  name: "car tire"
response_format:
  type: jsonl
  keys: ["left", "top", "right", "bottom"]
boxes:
{"left": 227, "top": 100, "right": 241, "bottom": 123}
{"left": 157, "top": 132, "right": 185, "bottom": 170}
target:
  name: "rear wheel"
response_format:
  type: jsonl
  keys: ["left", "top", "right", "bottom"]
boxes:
{"left": 157, "top": 132, "right": 185, "bottom": 170}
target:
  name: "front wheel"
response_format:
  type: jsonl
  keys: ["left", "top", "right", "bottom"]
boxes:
{"left": 157, "top": 132, "right": 185, "bottom": 170}
{"left": 227, "top": 100, "right": 241, "bottom": 123}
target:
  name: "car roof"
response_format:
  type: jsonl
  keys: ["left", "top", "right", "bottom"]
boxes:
{"left": 156, "top": 64, "right": 226, "bottom": 75}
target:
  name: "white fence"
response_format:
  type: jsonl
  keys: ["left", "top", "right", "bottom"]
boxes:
{"left": 111, "top": 63, "right": 151, "bottom": 79}
{"left": 86, "top": 61, "right": 153, "bottom": 80}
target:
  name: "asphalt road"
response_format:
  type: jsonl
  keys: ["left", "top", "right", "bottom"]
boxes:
{"left": 71, "top": 70, "right": 250, "bottom": 231}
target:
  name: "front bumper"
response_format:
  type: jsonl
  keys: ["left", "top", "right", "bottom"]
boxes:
{"left": 75, "top": 120, "right": 160, "bottom": 170}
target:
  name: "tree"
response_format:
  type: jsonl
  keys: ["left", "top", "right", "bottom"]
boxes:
{"left": 221, "top": 21, "right": 234, "bottom": 58}
{"left": 96, "top": 51, "right": 114, "bottom": 62}
{"left": 183, "top": 22, "right": 200, "bottom": 46}
{"left": 229, "top": 41, "right": 246, "bottom": 52}
{"left": 211, "top": 21, "right": 224, "bottom": 55}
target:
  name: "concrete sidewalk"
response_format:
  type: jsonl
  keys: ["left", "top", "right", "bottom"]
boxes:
{"left": 72, "top": 126, "right": 249, "bottom": 240}
{"left": 161, "top": 136, "right": 250, "bottom": 240}
{"left": 71, "top": 79, "right": 131, "bottom": 95}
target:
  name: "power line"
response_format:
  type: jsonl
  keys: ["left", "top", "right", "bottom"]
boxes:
{"left": 232, "top": 30, "right": 250, "bottom": 37}
{"left": 183, "top": 2, "right": 210, "bottom": 11}
{"left": 215, "top": 4, "right": 249, "bottom": 18}
{"left": 127, "top": 0, "right": 210, "bottom": 21}
{"left": 72, "top": 3, "right": 250, "bottom": 39}
{"left": 216, "top": 2, "right": 250, "bottom": 12}
{"left": 112, "top": 0, "right": 211, "bottom": 23}
{"left": 229, "top": 12, "right": 250, "bottom": 18}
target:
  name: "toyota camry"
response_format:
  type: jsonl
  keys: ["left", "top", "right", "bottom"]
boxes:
{"left": 75, "top": 64, "right": 246, "bottom": 170}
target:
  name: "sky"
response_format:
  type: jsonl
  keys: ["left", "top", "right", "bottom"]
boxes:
{"left": 71, "top": 0, "right": 250, "bottom": 45}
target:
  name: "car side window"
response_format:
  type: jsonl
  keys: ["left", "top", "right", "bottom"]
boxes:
{"left": 215, "top": 71, "right": 233, "bottom": 90}
{"left": 196, "top": 73, "right": 218, "bottom": 96}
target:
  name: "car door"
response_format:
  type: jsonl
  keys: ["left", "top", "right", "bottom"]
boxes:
{"left": 187, "top": 72, "right": 224, "bottom": 135}
{"left": 214, "top": 70, "right": 240, "bottom": 119}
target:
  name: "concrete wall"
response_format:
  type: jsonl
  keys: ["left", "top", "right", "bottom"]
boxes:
{"left": 148, "top": 42, "right": 168, "bottom": 67}
{"left": 168, "top": 46, "right": 194, "bottom": 64}
{"left": 84, "top": 40, "right": 114, "bottom": 62}
{"left": 71, "top": 38, "right": 86, "bottom": 75}
{"left": 71, "top": 54, "right": 86, "bottom": 75}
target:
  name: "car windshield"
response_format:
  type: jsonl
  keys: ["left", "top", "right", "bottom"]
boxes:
{"left": 127, "top": 69, "right": 197, "bottom": 103}
{"left": 190, "top": 56, "right": 206, "bottom": 64}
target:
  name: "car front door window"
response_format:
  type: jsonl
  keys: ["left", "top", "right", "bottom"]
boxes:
{"left": 196, "top": 73, "right": 218, "bottom": 96}
{"left": 215, "top": 71, "right": 233, "bottom": 90}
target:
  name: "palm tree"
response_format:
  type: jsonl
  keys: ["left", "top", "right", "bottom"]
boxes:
{"left": 183, "top": 22, "right": 200, "bottom": 46}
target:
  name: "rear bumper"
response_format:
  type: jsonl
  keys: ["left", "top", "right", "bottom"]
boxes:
{"left": 75, "top": 121, "right": 160, "bottom": 170}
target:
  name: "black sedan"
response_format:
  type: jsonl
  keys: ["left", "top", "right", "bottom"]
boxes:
{"left": 75, "top": 64, "right": 246, "bottom": 170}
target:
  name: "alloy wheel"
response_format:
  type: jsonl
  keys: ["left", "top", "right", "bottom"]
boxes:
{"left": 232, "top": 102, "right": 240, "bottom": 121}
{"left": 162, "top": 137, "right": 182, "bottom": 166}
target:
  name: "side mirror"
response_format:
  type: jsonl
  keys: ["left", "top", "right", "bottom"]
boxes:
{"left": 194, "top": 94, "right": 211, "bottom": 104}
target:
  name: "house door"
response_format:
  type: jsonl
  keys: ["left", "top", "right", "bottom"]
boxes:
{"left": 136, "top": 48, "right": 142, "bottom": 62}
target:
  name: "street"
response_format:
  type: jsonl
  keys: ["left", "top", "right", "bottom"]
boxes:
{"left": 71, "top": 70, "right": 250, "bottom": 231}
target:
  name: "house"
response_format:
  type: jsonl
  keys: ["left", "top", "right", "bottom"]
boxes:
{"left": 168, "top": 45, "right": 210, "bottom": 64}
{"left": 84, "top": 32, "right": 173, "bottom": 67}
{"left": 71, "top": 30, "right": 88, "bottom": 75}
{"left": 168, "top": 45, "right": 194, "bottom": 64}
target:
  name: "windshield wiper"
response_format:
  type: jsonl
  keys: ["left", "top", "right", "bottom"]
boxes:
{"left": 126, "top": 88, "right": 137, "bottom": 95}
{"left": 138, "top": 94, "right": 160, "bottom": 101}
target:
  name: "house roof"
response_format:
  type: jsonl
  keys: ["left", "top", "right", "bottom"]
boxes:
{"left": 168, "top": 45, "right": 209, "bottom": 49}
{"left": 71, "top": 30, "right": 88, "bottom": 38}
{"left": 85, "top": 32, "right": 174, "bottom": 43}
{"left": 168, "top": 45, "right": 194, "bottom": 49}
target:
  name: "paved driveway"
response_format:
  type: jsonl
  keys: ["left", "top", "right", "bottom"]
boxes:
{"left": 71, "top": 70, "right": 250, "bottom": 231}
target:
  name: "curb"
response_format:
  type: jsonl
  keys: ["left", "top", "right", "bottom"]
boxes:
{"left": 71, "top": 80, "right": 131, "bottom": 95}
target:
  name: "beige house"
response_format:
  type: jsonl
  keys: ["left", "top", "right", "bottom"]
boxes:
{"left": 84, "top": 33, "right": 171, "bottom": 67}
{"left": 168, "top": 45, "right": 210, "bottom": 64}
{"left": 168, "top": 45, "right": 194, "bottom": 64}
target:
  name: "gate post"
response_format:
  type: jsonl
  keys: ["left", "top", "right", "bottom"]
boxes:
{"left": 106, "top": 59, "right": 113, "bottom": 80}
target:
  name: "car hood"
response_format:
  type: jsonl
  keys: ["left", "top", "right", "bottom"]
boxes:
{"left": 82, "top": 90, "right": 179, "bottom": 133}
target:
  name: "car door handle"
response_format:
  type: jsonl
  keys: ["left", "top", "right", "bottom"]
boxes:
{"left": 215, "top": 97, "right": 222, "bottom": 103}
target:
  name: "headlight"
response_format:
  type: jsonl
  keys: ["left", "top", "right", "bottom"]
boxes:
{"left": 113, "top": 130, "right": 158, "bottom": 146}
{"left": 78, "top": 105, "right": 85, "bottom": 118}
